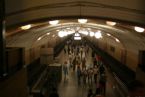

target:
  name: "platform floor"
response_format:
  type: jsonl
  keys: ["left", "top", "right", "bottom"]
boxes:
{"left": 57, "top": 50, "right": 118, "bottom": 97}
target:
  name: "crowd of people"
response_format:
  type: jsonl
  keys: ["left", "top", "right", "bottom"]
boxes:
{"left": 62, "top": 40, "right": 107, "bottom": 97}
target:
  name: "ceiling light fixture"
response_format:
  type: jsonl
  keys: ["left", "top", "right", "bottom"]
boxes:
{"left": 49, "top": 20, "right": 59, "bottom": 25}
{"left": 58, "top": 31, "right": 64, "bottom": 37}
{"left": 115, "top": 38, "right": 120, "bottom": 42}
{"left": 134, "top": 26, "right": 144, "bottom": 33}
{"left": 74, "top": 33, "right": 80, "bottom": 37}
{"left": 56, "top": 25, "right": 102, "bottom": 39}
{"left": 74, "top": 36, "right": 81, "bottom": 40}
{"left": 107, "top": 33, "right": 111, "bottom": 36}
{"left": 78, "top": 19, "right": 88, "bottom": 24}
{"left": 21, "top": 24, "right": 32, "bottom": 30}
{"left": 95, "top": 31, "right": 102, "bottom": 39}
{"left": 58, "top": 31, "right": 68, "bottom": 37}
{"left": 37, "top": 37, "right": 42, "bottom": 41}
{"left": 106, "top": 21, "right": 116, "bottom": 26}
{"left": 89, "top": 31, "right": 95, "bottom": 37}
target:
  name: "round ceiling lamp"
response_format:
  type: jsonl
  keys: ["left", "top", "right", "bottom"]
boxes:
{"left": 74, "top": 36, "right": 81, "bottom": 40}
{"left": 134, "top": 26, "right": 144, "bottom": 33}
{"left": 106, "top": 21, "right": 116, "bottom": 26}
{"left": 78, "top": 19, "right": 88, "bottom": 24}
{"left": 58, "top": 31, "right": 67, "bottom": 37}
{"left": 37, "top": 37, "right": 42, "bottom": 41}
{"left": 115, "top": 38, "right": 120, "bottom": 42}
{"left": 107, "top": 33, "right": 111, "bottom": 36}
{"left": 49, "top": 20, "right": 59, "bottom": 25}
{"left": 21, "top": 24, "right": 31, "bottom": 30}
{"left": 95, "top": 30, "right": 102, "bottom": 39}
{"left": 89, "top": 31, "right": 95, "bottom": 37}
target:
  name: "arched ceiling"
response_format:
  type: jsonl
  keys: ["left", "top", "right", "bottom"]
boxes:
{"left": 5, "top": 0, "right": 145, "bottom": 26}
{"left": 5, "top": 0, "right": 145, "bottom": 53}
{"left": 6, "top": 19, "right": 145, "bottom": 52}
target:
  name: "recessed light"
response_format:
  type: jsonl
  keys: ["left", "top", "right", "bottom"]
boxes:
{"left": 37, "top": 37, "right": 42, "bottom": 41}
{"left": 107, "top": 33, "right": 111, "bottom": 36}
{"left": 95, "top": 31, "right": 102, "bottom": 39}
{"left": 115, "top": 38, "right": 120, "bottom": 42}
{"left": 21, "top": 24, "right": 31, "bottom": 30}
{"left": 89, "top": 31, "right": 95, "bottom": 37}
{"left": 74, "top": 36, "right": 81, "bottom": 40}
{"left": 49, "top": 20, "right": 59, "bottom": 25}
{"left": 106, "top": 21, "right": 116, "bottom": 26}
{"left": 134, "top": 26, "right": 144, "bottom": 33}
{"left": 78, "top": 19, "right": 88, "bottom": 24}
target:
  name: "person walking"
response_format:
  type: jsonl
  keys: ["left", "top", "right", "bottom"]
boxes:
{"left": 82, "top": 68, "right": 87, "bottom": 85}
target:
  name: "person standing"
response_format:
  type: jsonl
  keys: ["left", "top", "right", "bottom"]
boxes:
{"left": 62, "top": 61, "right": 68, "bottom": 81}
{"left": 72, "top": 57, "right": 76, "bottom": 71}
{"left": 82, "top": 58, "right": 86, "bottom": 69}
{"left": 99, "top": 73, "right": 107, "bottom": 95}
{"left": 99, "top": 65, "right": 105, "bottom": 75}
{"left": 88, "top": 68, "right": 93, "bottom": 85}
{"left": 93, "top": 65, "right": 98, "bottom": 83}
{"left": 77, "top": 65, "right": 82, "bottom": 85}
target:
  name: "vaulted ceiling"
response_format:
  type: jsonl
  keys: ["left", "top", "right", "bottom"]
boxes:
{"left": 5, "top": 0, "right": 145, "bottom": 52}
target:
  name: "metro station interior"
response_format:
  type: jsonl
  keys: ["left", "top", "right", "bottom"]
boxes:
{"left": 0, "top": 0, "right": 145, "bottom": 97}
